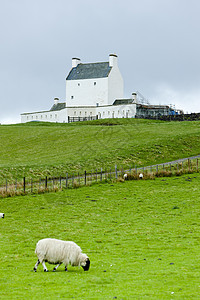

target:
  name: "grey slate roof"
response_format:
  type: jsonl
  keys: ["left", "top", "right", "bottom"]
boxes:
{"left": 66, "top": 62, "right": 112, "bottom": 80}
{"left": 50, "top": 103, "right": 66, "bottom": 111}
{"left": 113, "top": 99, "right": 133, "bottom": 105}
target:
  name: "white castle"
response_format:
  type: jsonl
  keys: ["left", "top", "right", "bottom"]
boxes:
{"left": 21, "top": 54, "right": 137, "bottom": 123}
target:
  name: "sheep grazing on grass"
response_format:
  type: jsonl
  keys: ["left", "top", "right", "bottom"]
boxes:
{"left": 0, "top": 213, "right": 4, "bottom": 219}
{"left": 123, "top": 173, "right": 128, "bottom": 180}
{"left": 33, "top": 238, "right": 90, "bottom": 272}
{"left": 139, "top": 173, "right": 143, "bottom": 179}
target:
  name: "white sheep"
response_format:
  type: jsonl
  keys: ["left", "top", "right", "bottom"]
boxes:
{"left": 33, "top": 238, "right": 90, "bottom": 272}
{"left": 0, "top": 213, "right": 4, "bottom": 219}
{"left": 123, "top": 173, "right": 128, "bottom": 180}
{"left": 139, "top": 173, "right": 143, "bottom": 179}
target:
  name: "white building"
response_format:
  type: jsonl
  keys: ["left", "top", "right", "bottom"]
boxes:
{"left": 21, "top": 54, "right": 137, "bottom": 123}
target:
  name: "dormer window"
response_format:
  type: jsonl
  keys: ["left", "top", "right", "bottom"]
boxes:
{"left": 71, "top": 96, "right": 74, "bottom": 99}
{"left": 94, "top": 82, "right": 96, "bottom": 86}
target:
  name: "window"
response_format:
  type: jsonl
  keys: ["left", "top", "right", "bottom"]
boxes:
{"left": 71, "top": 96, "right": 74, "bottom": 99}
{"left": 90, "top": 112, "right": 92, "bottom": 115}
{"left": 94, "top": 82, "right": 96, "bottom": 86}
{"left": 80, "top": 111, "right": 82, "bottom": 115}
{"left": 74, "top": 111, "right": 76, "bottom": 115}
{"left": 78, "top": 83, "right": 80, "bottom": 86}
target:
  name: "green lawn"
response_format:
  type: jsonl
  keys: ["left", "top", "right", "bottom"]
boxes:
{"left": 0, "top": 173, "right": 200, "bottom": 299}
{"left": 0, "top": 119, "right": 200, "bottom": 184}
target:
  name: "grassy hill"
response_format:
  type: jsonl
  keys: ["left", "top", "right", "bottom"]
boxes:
{"left": 0, "top": 174, "right": 200, "bottom": 298}
{"left": 0, "top": 119, "right": 200, "bottom": 184}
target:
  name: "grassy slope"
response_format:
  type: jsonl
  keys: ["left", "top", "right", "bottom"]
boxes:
{"left": 0, "top": 174, "right": 200, "bottom": 299}
{"left": 0, "top": 119, "right": 200, "bottom": 183}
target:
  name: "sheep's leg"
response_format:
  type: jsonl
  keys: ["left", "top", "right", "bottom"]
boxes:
{"left": 53, "top": 263, "right": 62, "bottom": 272}
{"left": 65, "top": 266, "right": 68, "bottom": 272}
{"left": 33, "top": 259, "right": 40, "bottom": 272}
{"left": 42, "top": 261, "right": 48, "bottom": 272}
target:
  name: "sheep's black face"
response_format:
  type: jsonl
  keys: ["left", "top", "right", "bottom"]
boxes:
{"left": 82, "top": 258, "right": 90, "bottom": 271}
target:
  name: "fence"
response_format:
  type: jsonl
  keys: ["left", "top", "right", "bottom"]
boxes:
{"left": 68, "top": 116, "right": 98, "bottom": 123}
{"left": 135, "top": 113, "right": 200, "bottom": 121}
{"left": 0, "top": 158, "right": 199, "bottom": 198}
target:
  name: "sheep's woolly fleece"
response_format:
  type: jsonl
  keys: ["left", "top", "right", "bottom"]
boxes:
{"left": 34, "top": 238, "right": 90, "bottom": 272}
{"left": 0, "top": 213, "right": 4, "bottom": 219}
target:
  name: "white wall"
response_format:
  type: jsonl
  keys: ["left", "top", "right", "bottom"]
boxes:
{"left": 67, "top": 106, "right": 97, "bottom": 117}
{"left": 21, "top": 108, "right": 68, "bottom": 123}
{"left": 21, "top": 103, "right": 136, "bottom": 123}
{"left": 66, "top": 77, "right": 108, "bottom": 107}
{"left": 108, "top": 63, "right": 124, "bottom": 105}
{"left": 97, "top": 103, "right": 136, "bottom": 119}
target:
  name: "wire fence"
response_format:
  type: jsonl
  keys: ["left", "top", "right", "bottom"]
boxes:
{"left": 0, "top": 158, "right": 199, "bottom": 198}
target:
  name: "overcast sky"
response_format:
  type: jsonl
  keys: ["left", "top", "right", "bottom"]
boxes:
{"left": 1, "top": 0, "right": 200, "bottom": 123}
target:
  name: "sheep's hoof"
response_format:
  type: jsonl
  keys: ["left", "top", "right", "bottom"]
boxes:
{"left": 53, "top": 268, "right": 56, "bottom": 272}
{"left": 65, "top": 267, "right": 68, "bottom": 272}
{"left": 44, "top": 269, "right": 48, "bottom": 272}
{"left": 33, "top": 268, "right": 37, "bottom": 272}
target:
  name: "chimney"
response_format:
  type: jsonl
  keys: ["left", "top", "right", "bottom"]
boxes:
{"left": 131, "top": 93, "right": 137, "bottom": 103}
{"left": 72, "top": 57, "right": 81, "bottom": 68}
{"left": 54, "top": 97, "right": 59, "bottom": 105}
{"left": 109, "top": 54, "right": 118, "bottom": 67}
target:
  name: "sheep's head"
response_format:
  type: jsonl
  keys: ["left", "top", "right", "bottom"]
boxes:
{"left": 81, "top": 256, "right": 90, "bottom": 271}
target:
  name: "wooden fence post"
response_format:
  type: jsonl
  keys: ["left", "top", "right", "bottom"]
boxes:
{"left": 197, "top": 159, "right": 198, "bottom": 171}
{"left": 6, "top": 179, "right": 7, "bottom": 193}
{"left": 45, "top": 176, "right": 47, "bottom": 189}
{"left": 23, "top": 177, "right": 26, "bottom": 193}
{"left": 31, "top": 178, "right": 33, "bottom": 193}
{"left": 115, "top": 165, "right": 118, "bottom": 179}
{"left": 100, "top": 168, "right": 102, "bottom": 181}
{"left": 84, "top": 171, "right": 87, "bottom": 185}
{"left": 60, "top": 176, "right": 62, "bottom": 189}
{"left": 78, "top": 172, "right": 80, "bottom": 186}
{"left": 66, "top": 173, "right": 68, "bottom": 188}
{"left": 72, "top": 174, "right": 74, "bottom": 188}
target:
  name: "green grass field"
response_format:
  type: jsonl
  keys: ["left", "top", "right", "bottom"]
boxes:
{"left": 0, "top": 119, "right": 200, "bottom": 184}
{"left": 0, "top": 174, "right": 200, "bottom": 299}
